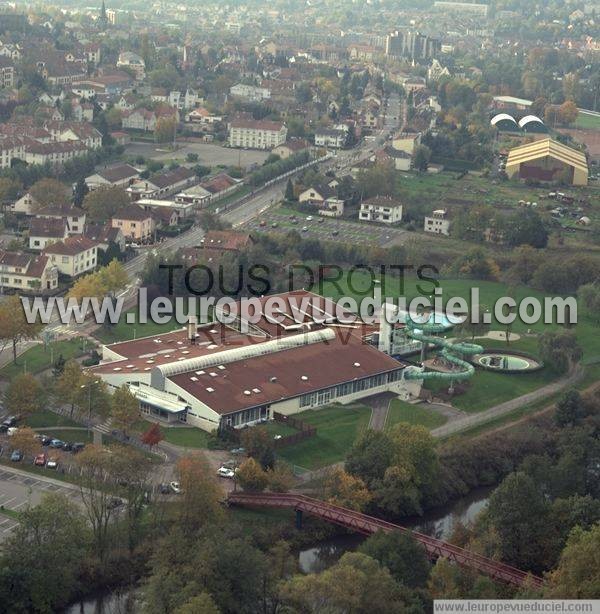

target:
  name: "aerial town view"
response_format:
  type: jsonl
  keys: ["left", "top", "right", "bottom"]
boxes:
{"left": 0, "top": 0, "right": 599, "bottom": 611}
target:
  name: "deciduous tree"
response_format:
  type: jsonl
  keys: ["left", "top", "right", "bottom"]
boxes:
{"left": 236, "top": 457, "right": 268, "bottom": 492}
{"left": 4, "top": 373, "right": 44, "bottom": 419}
{"left": 0, "top": 295, "right": 44, "bottom": 364}
{"left": 29, "top": 178, "right": 70, "bottom": 210}
{"left": 110, "top": 385, "right": 140, "bottom": 435}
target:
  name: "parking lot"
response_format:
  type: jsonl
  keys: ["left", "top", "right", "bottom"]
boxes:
{"left": 243, "top": 210, "right": 409, "bottom": 248}
{"left": 0, "top": 466, "right": 81, "bottom": 540}
{"left": 123, "top": 140, "right": 269, "bottom": 168}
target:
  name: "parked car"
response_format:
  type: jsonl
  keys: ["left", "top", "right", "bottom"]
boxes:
{"left": 169, "top": 481, "right": 182, "bottom": 494}
{"left": 34, "top": 453, "right": 47, "bottom": 466}
{"left": 62, "top": 442, "right": 73, "bottom": 452}
{"left": 302, "top": 226, "right": 308, "bottom": 232}
{"left": 10, "top": 450, "right": 23, "bottom": 462}
{"left": 230, "top": 447, "right": 246, "bottom": 455}
{"left": 157, "top": 483, "right": 171, "bottom": 495}
{"left": 217, "top": 467, "right": 235, "bottom": 479}
{"left": 0, "top": 424, "right": 8, "bottom": 433}
{"left": 46, "top": 458, "right": 59, "bottom": 470}
{"left": 7, "top": 427, "right": 18, "bottom": 437}
{"left": 2, "top": 416, "right": 17, "bottom": 428}
{"left": 41, "top": 436, "right": 52, "bottom": 446}
{"left": 49, "top": 439, "right": 65, "bottom": 448}
{"left": 71, "top": 442, "right": 85, "bottom": 454}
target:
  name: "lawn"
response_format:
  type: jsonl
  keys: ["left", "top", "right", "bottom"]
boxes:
{"left": 134, "top": 419, "right": 211, "bottom": 448}
{"left": 24, "top": 411, "right": 81, "bottom": 429}
{"left": 575, "top": 111, "right": 600, "bottom": 130}
{"left": 385, "top": 399, "right": 447, "bottom": 430}
{"left": 92, "top": 308, "right": 182, "bottom": 344}
{"left": 0, "top": 338, "right": 89, "bottom": 380}
{"left": 262, "top": 421, "right": 299, "bottom": 438}
{"left": 276, "top": 404, "right": 371, "bottom": 470}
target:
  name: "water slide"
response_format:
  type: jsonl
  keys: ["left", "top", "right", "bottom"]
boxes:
{"left": 403, "top": 317, "right": 483, "bottom": 381}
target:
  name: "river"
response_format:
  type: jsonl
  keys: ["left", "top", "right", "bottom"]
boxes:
{"left": 299, "top": 486, "right": 493, "bottom": 573}
{"left": 65, "top": 487, "right": 493, "bottom": 612}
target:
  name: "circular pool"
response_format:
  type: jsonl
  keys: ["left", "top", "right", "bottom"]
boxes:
{"left": 473, "top": 350, "right": 543, "bottom": 373}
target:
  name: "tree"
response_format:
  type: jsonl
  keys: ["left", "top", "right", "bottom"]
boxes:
{"left": 578, "top": 283, "right": 600, "bottom": 323}
{"left": 346, "top": 429, "right": 395, "bottom": 487}
{"left": 487, "top": 472, "right": 552, "bottom": 572}
{"left": 240, "top": 426, "right": 275, "bottom": 469}
{"left": 428, "top": 557, "right": 464, "bottom": 599}
{"left": 68, "top": 271, "right": 108, "bottom": 301}
{"left": 504, "top": 209, "right": 548, "bottom": 249}
{"left": 280, "top": 552, "right": 423, "bottom": 614}
{"left": 546, "top": 524, "right": 600, "bottom": 598}
{"left": 176, "top": 454, "right": 224, "bottom": 533}
{"left": 155, "top": 116, "right": 176, "bottom": 144}
{"left": 110, "top": 385, "right": 139, "bottom": 435}
{"left": 52, "top": 353, "right": 66, "bottom": 378}
{"left": 0, "top": 177, "right": 22, "bottom": 203}
{"left": 141, "top": 422, "right": 163, "bottom": 448}
{"left": 28, "top": 178, "right": 70, "bottom": 209}
{"left": 285, "top": 178, "right": 295, "bottom": 201}
{"left": 558, "top": 100, "right": 578, "bottom": 125}
{"left": 555, "top": 390, "right": 585, "bottom": 428}
{"left": 82, "top": 186, "right": 130, "bottom": 222}
{"left": 4, "top": 373, "right": 44, "bottom": 419}
{"left": 173, "top": 594, "right": 220, "bottom": 614}
{"left": 412, "top": 144, "right": 431, "bottom": 172}
{"left": 538, "top": 330, "right": 582, "bottom": 375}
{"left": 321, "top": 467, "right": 371, "bottom": 511}
{"left": 0, "top": 493, "right": 87, "bottom": 613}
{"left": 9, "top": 426, "right": 39, "bottom": 457}
{"left": 72, "top": 176, "right": 89, "bottom": 207}
{"left": 54, "top": 360, "right": 85, "bottom": 417}
{"left": 508, "top": 245, "right": 542, "bottom": 285}
{"left": 359, "top": 530, "right": 431, "bottom": 588}
{"left": 266, "top": 462, "right": 294, "bottom": 492}
{"left": 236, "top": 457, "right": 269, "bottom": 492}
{"left": 97, "top": 259, "right": 128, "bottom": 294}
{"left": 0, "top": 295, "right": 44, "bottom": 364}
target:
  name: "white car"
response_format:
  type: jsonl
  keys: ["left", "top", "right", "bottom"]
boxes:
{"left": 169, "top": 481, "right": 182, "bottom": 494}
{"left": 217, "top": 467, "right": 235, "bottom": 479}
{"left": 7, "top": 427, "right": 18, "bottom": 437}
{"left": 306, "top": 216, "right": 313, "bottom": 221}
{"left": 46, "top": 458, "right": 58, "bottom": 470}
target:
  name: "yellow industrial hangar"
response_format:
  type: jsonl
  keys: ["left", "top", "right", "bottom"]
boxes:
{"left": 505, "top": 138, "right": 588, "bottom": 186}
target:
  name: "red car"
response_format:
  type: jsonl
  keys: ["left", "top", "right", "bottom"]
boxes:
{"left": 34, "top": 453, "right": 47, "bottom": 467}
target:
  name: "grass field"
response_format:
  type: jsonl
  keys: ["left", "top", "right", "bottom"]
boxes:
{"left": 276, "top": 404, "right": 371, "bottom": 470}
{"left": 575, "top": 111, "right": 600, "bottom": 130}
{"left": 262, "top": 421, "right": 299, "bottom": 438}
{"left": 134, "top": 419, "right": 211, "bottom": 448}
{"left": 92, "top": 308, "right": 182, "bottom": 344}
{"left": 385, "top": 399, "right": 447, "bottom": 430}
{"left": 25, "top": 411, "right": 81, "bottom": 429}
{"left": 0, "top": 339, "right": 89, "bottom": 380}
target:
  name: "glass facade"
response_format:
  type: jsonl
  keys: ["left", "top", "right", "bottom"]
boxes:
{"left": 299, "top": 369, "right": 403, "bottom": 409}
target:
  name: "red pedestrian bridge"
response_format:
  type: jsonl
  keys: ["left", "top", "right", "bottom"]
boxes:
{"left": 227, "top": 492, "right": 544, "bottom": 590}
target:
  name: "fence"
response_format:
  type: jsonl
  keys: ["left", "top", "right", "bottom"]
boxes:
{"left": 272, "top": 412, "right": 316, "bottom": 449}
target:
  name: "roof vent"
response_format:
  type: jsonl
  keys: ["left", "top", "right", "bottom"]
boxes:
{"left": 301, "top": 375, "right": 308, "bottom": 381}
{"left": 196, "top": 370, "right": 206, "bottom": 375}
{"left": 210, "top": 372, "right": 217, "bottom": 377}
{"left": 270, "top": 376, "right": 278, "bottom": 383}
{"left": 207, "top": 344, "right": 218, "bottom": 349}
{"left": 252, "top": 388, "right": 261, "bottom": 393}
{"left": 206, "top": 387, "right": 215, "bottom": 393}
{"left": 218, "top": 365, "right": 225, "bottom": 370}
{"left": 144, "top": 367, "right": 151, "bottom": 371}
{"left": 126, "top": 365, "right": 135, "bottom": 369}
{"left": 244, "top": 390, "right": 252, "bottom": 395}
{"left": 113, "top": 367, "right": 122, "bottom": 371}
{"left": 190, "top": 376, "right": 198, "bottom": 381}
{"left": 209, "top": 329, "right": 218, "bottom": 334}
{"left": 146, "top": 360, "right": 154, "bottom": 364}
{"left": 354, "top": 362, "right": 361, "bottom": 367}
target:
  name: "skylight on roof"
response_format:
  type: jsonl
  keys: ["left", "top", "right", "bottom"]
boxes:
{"left": 206, "top": 387, "right": 215, "bottom": 393}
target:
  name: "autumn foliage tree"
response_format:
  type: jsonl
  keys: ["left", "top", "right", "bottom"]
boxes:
{"left": 0, "top": 295, "right": 44, "bottom": 364}
{"left": 141, "top": 422, "right": 163, "bottom": 448}
{"left": 4, "top": 373, "right": 44, "bottom": 419}
{"left": 9, "top": 426, "right": 39, "bottom": 457}
{"left": 236, "top": 457, "right": 269, "bottom": 492}
{"left": 321, "top": 467, "right": 371, "bottom": 511}
{"left": 110, "top": 385, "right": 140, "bottom": 435}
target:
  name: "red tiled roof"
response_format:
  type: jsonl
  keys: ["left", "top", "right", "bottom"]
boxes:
{"left": 43, "top": 235, "right": 98, "bottom": 256}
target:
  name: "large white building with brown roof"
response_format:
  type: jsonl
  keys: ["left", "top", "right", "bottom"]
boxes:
{"left": 43, "top": 236, "right": 98, "bottom": 277}
{"left": 228, "top": 119, "right": 287, "bottom": 150}
{"left": 88, "top": 291, "right": 422, "bottom": 430}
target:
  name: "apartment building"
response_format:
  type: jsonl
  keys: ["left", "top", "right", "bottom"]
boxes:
{"left": 228, "top": 119, "right": 287, "bottom": 150}
{"left": 424, "top": 209, "right": 450, "bottom": 236}
{"left": 359, "top": 196, "right": 403, "bottom": 224}
{"left": 43, "top": 236, "right": 98, "bottom": 277}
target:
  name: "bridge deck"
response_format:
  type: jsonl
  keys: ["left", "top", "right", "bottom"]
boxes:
{"left": 227, "top": 492, "right": 544, "bottom": 590}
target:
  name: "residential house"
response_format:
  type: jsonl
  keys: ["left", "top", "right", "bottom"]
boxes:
{"left": 85, "top": 164, "right": 140, "bottom": 190}
{"left": 391, "top": 132, "right": 421, "bottom": 156}
{"left": 200, "top": 173, "right": 241, "bottom": 202}
{"left": 36, "top": 205, "right": 86, "bottom": 234}
{"left": 0, "top": 136, "right": 24, "bottom": 169}
{"left": 228, "top": 119, "right": 287, "bottom": 150}
{"left": 116, "top": 52, "right": 145, "bottom": 80}
{"left": 319, "top": 197, "right": 345, "bottom": 218}
{"left": 28, "top": 218, "right": 69, "bottom": 250}
{"left": 83, "top": 222, "right": 126, "bottom": 254}
{"left": 22, "top": 139, "right": 88, "bottom": 166}
{"left": 0, "top": 251, "right": 58, "bottom": 293}
{"left": 121, "top": 105, "right": 178, "bottom": 132}
{"left": 10, "top": 192, "right": 39, "bottom": 215}
{"left": 127, "top": 167, "right": 197, "bottom": 200}
{"left": 298, "top": 183, "right": 337, "bottom": 205}
{"left": 424, "top": 209, "right": 450, "bottom": 235}
{"left": 229, "top": 83, "right": 271, "bottom": 102}
{"left": 175, "top": 184, "right": 213, "bottom": 208}
{"left": 111, "top": 205, "right": 156, "bottom": 243}
{"left": 359, "top": 196, "right": 403, "bottom": 224}
{"left": 314, "top": 128, "right": 347, "bottom": 149}
{"left": 43, "top": 236, "right": 99, "bottom": 277}
{"left": 272, "top": 138, "right": 311, "bottom": 159}
{"left": 0, "top": 56, "right": 14, "bottom": 88}
{"left": 195, "top": 230, "right": 255, "bottom": 261}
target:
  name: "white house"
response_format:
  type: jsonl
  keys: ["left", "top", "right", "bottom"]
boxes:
{"left": 424, "top": 209, "right": 450, "bottom": 235}
{"left": 0, "top": 251, "right": 58, "bottom": 293}
{"left": 229, "top": 83, "right": 271, "bottom": 102}
{"left": 314, "top": 128, "right": 347, "bottom": 149}
{"left": 359, "top": 196, "right": 403, "bottom": 224}
{"left": 43, "top": 236, "right": 98, "bottom": 277}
